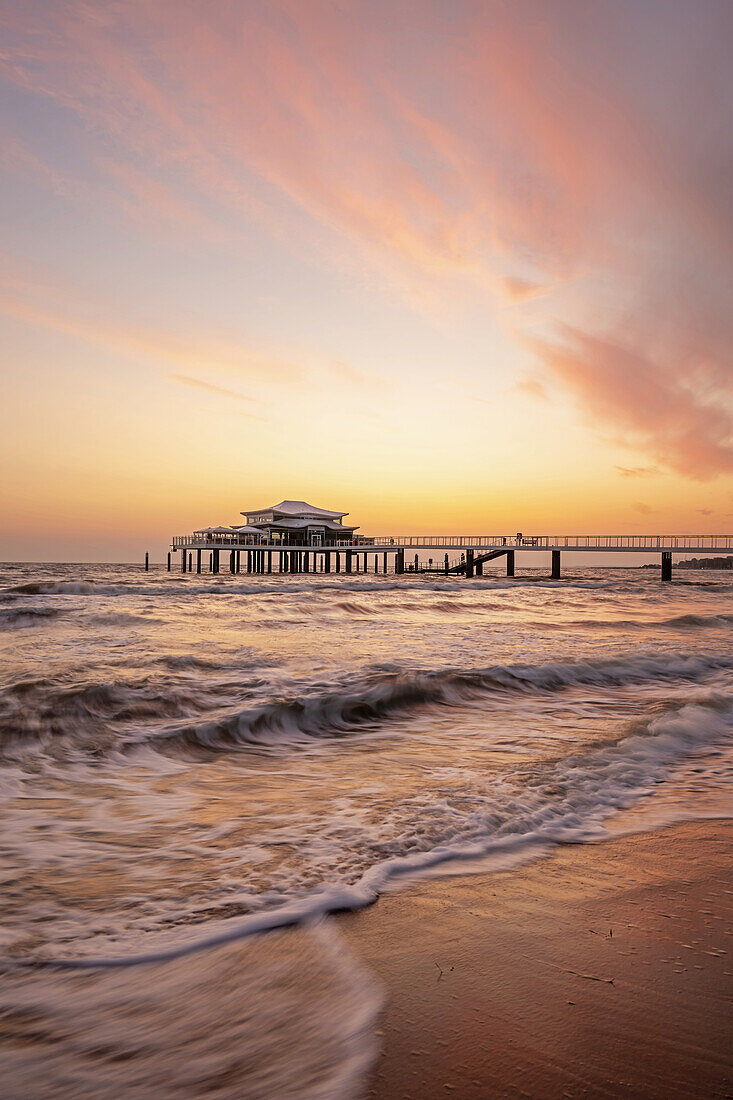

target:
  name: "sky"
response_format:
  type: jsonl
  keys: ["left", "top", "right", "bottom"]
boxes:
{"left": 1, "top": 0, "right": 731, "bottom": 560}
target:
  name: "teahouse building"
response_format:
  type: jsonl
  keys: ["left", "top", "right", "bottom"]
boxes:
{"left": 240, "top": 500, "right": 358, "bottom": 546}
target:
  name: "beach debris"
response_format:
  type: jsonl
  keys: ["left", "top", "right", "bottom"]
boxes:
{"left": 434, "top": 961, "right": 454, "bottom": 981}
{"left": 523, "top": 954, "right": 614, "bottom": 984}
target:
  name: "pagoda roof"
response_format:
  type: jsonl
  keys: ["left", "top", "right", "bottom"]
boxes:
{"left": 242, "top": 499, "right": 348, "bottom": 519}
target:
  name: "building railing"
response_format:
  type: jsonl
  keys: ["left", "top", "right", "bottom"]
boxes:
{"left": 172, "top": 534, "right": 376, "bottom": 549}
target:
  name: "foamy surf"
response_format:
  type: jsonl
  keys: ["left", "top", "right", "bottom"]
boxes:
{"left": 8, "top": 694, "right": 731, "bottom": 969}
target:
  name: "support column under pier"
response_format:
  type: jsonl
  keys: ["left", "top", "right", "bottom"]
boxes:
{"left": 196, "top": 549, "right": 202, "bottom": 574}
{"left": 395, "top": 549, "right": 405, "bottom": 575}
{"left": 336, "top": 552, "right": 341, "bottom": 573}
{"left": 325, "top": 552, "right": 331, "bottom": 573}
{"left": 345, "top": 551, "right": 352, "bottom": 574}
{"left": 267, "top": 552, "right": 272, "bottom": 574}
{"left": 552, "top": 550, "right": 561, "bottom": 579}
{"left": 230, "top": 550, "right": 235, "bottom": 574}
{"left": 384, "top": 552, "right": 388, "bottom": 574}
{"left": 212, "top": 549, "right": 220, "bottom": 574}
{"left": 181, "top": 549, "right": 187, "bottom": 573}
{"left": 188, "top": 553, "right": 192, "bottom": 572}
{"left": 167, "top": 552, "right": 171, "bottom": 572}
{"left": 475, "top": 558, "right": 483, "bottom": 576}
{"left": 661, "top": 551, "right": 672, "bottom": 583}
{"left": 506, "top": 549, "right": 515, "bottom": 577}
{"left": 465, "top": 548, "right": 475, "bottom": 578}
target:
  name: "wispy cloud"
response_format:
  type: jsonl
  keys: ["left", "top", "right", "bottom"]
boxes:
{"left": 614, "top": 465, "right": 661, "bottom": 479}
{"left": 166, "top": 374, "right": 265, "bottom": 418}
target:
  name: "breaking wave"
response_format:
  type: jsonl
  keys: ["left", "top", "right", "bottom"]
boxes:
{"left": 139, "top": 652, "right": 733, "bottom": 756}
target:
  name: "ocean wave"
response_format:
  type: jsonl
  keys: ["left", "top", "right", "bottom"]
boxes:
{"left": 541, "top": 612, "right": 733, "bottom": 632}
{"left": 139, "top": 652, "right": 733, "bottom": 756}
{"left": 2, "top": 574, "right": 635, "bottom": 600}
{"left": 0, "top": 672, "right": 266, "bottom": 758}
{"left": 0, "top": 607, "right": 63, "bottom": 628}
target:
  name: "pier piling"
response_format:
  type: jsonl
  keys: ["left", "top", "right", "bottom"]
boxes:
{"left": 506, "top": 549, "right": 515, "bottom": 577}
{"left": 552, "top": 550, "right": 561, "bottom": 579}
{"left": 181, "top": 549, "right": 186, "bottom": 574}
{"left": 465, "top": 548, "right": 475, "bottom": 578}
{"left": 167, "top": 552, "right": 171, "bottom": 572}
{"left": 661, "top": 551, "right": 673, "bottom": 583}
{"left": 197, "top": 549, "right": 202, "bottom": 574}
{"left": 145, "top": 552, "right": 149, "bottom": 572}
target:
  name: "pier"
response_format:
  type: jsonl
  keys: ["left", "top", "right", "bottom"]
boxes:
{"left": 169, "top": 532, "right": 733, "bottom": 582}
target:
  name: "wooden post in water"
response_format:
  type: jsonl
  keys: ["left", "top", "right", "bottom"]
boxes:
{"left": 181, "top": 549, "right": 187, "bottom": 573}
{"left": 444, "top": 553, "right": 449, "bottom": 574}
{"left": 465, "top": 548, "right": 475, "bottom": 578}
{"left": 475, "top": 557, "right": 483, "bottom": 576}
{"left": 188, "top": 553, "right": 192, "bottom": 572}
{"left": 384, "top": 552, "right": 388, "bottom": 574}
{"left": 345, "top": 551, "right": 352, "bottom": 574}
{"left": 267, "top": 551, "right": 272, "bottom": 573}
{"left": 395, "top": 549, "right": 405, "bottom": 575}
{"left": 304, "top": 552, "right": 309, "bottom": 573}
{"left": 196, "top": 549, "right": 202, "bottom": 574}
{"left": 167, "top": 552, "right": 171, "bottom": 572}
{"left": 145, "top": 552, "right": 149, "bottom": 571}
{"left": 325, "top": 551, "right": 331, "bottom": 573}
{"left": 661, "top": 551, "right": 672, "bottom": 583}
{"left": 236, "top": 551, "right": 240, "bottom": 574}
{"left": 213, "top": 549, "right": 220, "bottom": 574}
{"left": 552, "top": 550, "right": 561, "bottom": 579}
{"left": 414, "top": 553, "right": 419, "bottom": 572}
{"left": 506, "top": 549, "right": 515, "bottom": 577}
{"left": 336, "top": 552, "right": 341, "bottom": 573}
{"left": 209, "top": 553, "right": 213, "bottom": 572}
{"left": 230, "top": 550, "right": 235, "bottom": 574}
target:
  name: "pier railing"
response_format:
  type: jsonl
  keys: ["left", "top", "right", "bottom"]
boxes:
{"left": 369, "top": 535, "right": 733, "bottom": 551}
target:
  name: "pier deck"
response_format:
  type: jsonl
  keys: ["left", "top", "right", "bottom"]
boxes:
{"left": 167, "top": 533, "right": 732, "bottom": 581}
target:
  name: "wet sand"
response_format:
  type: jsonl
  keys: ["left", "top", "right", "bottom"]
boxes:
{"left": 341, "top": 820, "right": 732, "bottom": 1099}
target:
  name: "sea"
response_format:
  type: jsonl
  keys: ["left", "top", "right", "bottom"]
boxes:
{"left": 1, "top": 561, "right": 731, "bottom": 1097}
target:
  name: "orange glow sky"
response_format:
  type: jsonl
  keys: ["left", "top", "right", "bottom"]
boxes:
{"left": 1, "top": 0, "right": 732, "bottom": 560}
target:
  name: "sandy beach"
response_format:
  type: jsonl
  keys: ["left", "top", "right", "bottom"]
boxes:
{"left": 342, "top": 820, "right": 732, "bottom": 1099}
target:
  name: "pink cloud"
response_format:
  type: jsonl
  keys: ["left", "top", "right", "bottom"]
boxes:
{"left": 534, "top": 327, "right": 733, "bottom": 479}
